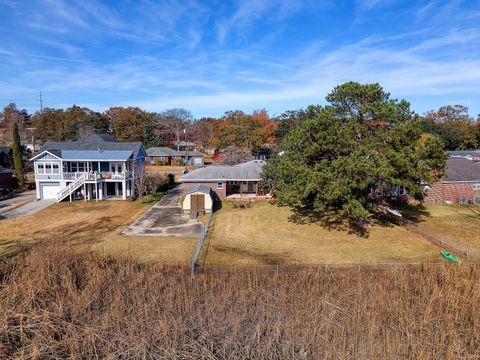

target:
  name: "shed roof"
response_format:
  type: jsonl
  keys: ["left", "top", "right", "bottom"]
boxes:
{"left": 180, "top": 160, "right": 265, "bottom": 182}
{"left": 184, "top": 184, "right": 213, "bottom": 195}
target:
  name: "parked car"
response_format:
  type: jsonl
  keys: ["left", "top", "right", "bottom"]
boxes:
{"left": 0, "top": 187, "right": 14, "bottom": 200}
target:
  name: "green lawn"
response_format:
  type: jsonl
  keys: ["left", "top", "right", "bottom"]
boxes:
{"left": 200, "top": 201, "right": 440, "bottom": 266}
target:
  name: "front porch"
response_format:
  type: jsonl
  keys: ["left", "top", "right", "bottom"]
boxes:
{"left": 225, "top": 181, "right": 266, "bottom": 198}
{"left": 63, "top": 179, "right": 134, "bottom": 202}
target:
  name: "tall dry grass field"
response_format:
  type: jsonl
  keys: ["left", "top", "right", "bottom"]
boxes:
{"left": 0, "top": 241, "right": 479, "bottom": 359}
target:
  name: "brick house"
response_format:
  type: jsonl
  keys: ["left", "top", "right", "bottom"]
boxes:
{"left": 146, "top": 147, "right": 205, "bottom": 167}
{"left": 179, "top": 160, "right": 268, "bottom": 200}
{"left": 424, "top": 152, "right": 480, "bottom": 205}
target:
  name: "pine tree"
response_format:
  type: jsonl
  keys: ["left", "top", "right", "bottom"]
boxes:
{"left": 12, "top": 122, "right": 24, "bottom": 188}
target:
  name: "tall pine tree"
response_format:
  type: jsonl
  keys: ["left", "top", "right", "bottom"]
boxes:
{"left": 12, "top": 122, "right": 24, "bottom": 188}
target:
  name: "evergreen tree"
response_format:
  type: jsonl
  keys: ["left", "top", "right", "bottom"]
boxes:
{"left": 261, "top": 82, "right": 448, "bottom": 225}
{"left": 12, "top": 122, "right": 24, "bottom": 188}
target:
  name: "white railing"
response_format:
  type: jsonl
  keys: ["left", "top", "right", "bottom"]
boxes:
{"left": 57, "top": 173, "right": 86, "bottom": 201}
{"left": 63, "top": 172, "right": 84, "bottom": 180}
{"left": 99, "top": 172, "right": 128, "bottom": 180}
{"left": 63, "top": 172, "right": 102, "bottom": 181}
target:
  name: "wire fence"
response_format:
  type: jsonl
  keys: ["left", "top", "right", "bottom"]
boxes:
{"left": 389, "top": 215, "right": 473, "bottom": 259}
{"left": 191, "top": 211, "right": 213, "bottom": 276}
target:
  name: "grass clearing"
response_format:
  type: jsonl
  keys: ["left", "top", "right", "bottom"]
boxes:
{"left": 0, "top": 200, "right": 196, "bottom": 264}
{"left": 404, "top": 204, "right": 480, "bottom": 258}
{"left": 201, "top": 201, "right": 440, "bottom": 266}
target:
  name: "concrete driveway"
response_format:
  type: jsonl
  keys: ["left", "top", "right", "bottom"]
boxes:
{"left": 0, "top": 197, "right": 55, "bottom": 220}
{"left": 122, "top": 186, "right": 204, "bottom": 237}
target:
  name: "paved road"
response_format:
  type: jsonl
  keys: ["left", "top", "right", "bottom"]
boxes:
{"left": 0, "top": 196, "right": 55, "bottom": 220}
{"left": 122, "top": 186, "right": 203, "bottom": 237}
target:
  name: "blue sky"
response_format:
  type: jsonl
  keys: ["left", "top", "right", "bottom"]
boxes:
{"left": 1, "top": 0, "right": 480, "bottom": 118}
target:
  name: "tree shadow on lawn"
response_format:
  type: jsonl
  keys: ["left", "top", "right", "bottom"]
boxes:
{"left": 286, "top": 205, "right": 402, "bottom": 238}
{"left": 393, "top": 204, "right": 431, "bottom": 223}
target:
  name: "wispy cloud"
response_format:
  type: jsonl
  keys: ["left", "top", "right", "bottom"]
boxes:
{"left": 1, "top": 0, "right": 480, "bottom": 117}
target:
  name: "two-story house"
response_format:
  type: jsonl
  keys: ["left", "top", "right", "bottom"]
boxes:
{"left": 30, "top": 133, "right": 146, "bottom": 202}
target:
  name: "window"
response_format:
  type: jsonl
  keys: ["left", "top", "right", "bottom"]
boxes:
{"left": 71, "top": 163, "right": 77, "bottom": 172}
{"left": 52, "top": 163, "right": 60, "bottom": 174}
{"left": 217, "top": 182, "right": 224, "bottom": 190}
{"left": 37, "top": 163, "right": 45, "bottom": 174}
{"left": 398, "top": 186, "right": 407, "bottom": 196}
{"left": 150, "top": 157, "right": 155, "bottom": 165}
{"left": 473, "top": 183, "right": 480, "bottom": 190}
{"left": 45, "top": 163, "right": 52, "bottom": 174}
{"left": 78, "top": 162, "right": 86, "bottom": 172}
{"left": 474, "top": 197, "right": 480, "bottom": 204}
{"left": 459, "top": 198, "right": 466, "bottom": 205}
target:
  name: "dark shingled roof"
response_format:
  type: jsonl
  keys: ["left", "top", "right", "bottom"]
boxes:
{"left": 146, "top": 147, "right": 204, "bottom": 157}
{"left": 444, "top": 158, "right": 480, "bottom": 182}
{"left": 40, "top": 133, "right": 145, "bottom": 159}
{"left": 180, "top": 160, "right": 265, "bottom": 182}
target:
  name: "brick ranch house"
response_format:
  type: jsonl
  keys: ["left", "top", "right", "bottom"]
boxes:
{"left": 30, "top": 133, "right": 146, "bottom": 201}
{"left": 424, "top": 151, "right": 480, "bottom": 205}
{"left": 179, "top": 160, "right": 269, "bottom": 200}
{"left": 146, "top": 147, "right": 205, "bottom": 167}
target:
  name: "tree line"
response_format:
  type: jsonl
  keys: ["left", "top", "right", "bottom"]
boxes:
{"left": 1, "top": 101, "right": 479, "bottom": 155}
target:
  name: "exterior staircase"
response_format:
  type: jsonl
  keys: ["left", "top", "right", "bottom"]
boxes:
{"left": 57, "top": 173, "right": 86, "bottom": 202}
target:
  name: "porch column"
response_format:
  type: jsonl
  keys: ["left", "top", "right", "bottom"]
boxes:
{"left": 88, "top": 184, "right": 93, "bottom": 200}
{"left": 122, "top": 180, "right": 127, "bottom": 200}
{"left": 83, "top": 183, "right": 87, "bottom": 202}
{"left": 126, "top": 180, "right": 131, "bottom": 197}
{"left": 115, "top": 182, "right": 119, "bottom": 196}
{"left": 35, "top": 182, "right": 41, "bottom": 200}
{"left": 95, "top": 182, "right": 99, "bottom": 202}
{"left": 240, "top": 181, "right": 243, "bottom": 198}
{"left": 130, "top": 180, "right": 135, "bottom": 197}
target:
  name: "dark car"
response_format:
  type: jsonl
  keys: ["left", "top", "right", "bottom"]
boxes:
{"left": 0, "top": 187, "right": 14, "bottom": 200}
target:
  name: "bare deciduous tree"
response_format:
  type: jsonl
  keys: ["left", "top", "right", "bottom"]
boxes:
{"left": 157, "top": 108, "right": 193, "bottom": 150}
{"left": 133, "top": 163, "right": 148, "bottom": 201}
{"left": 216, "top": 146, "right": 253, "bottom": 165}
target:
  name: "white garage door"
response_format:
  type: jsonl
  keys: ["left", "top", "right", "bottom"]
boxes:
{"left": 41, "top": 183, "right": 61, "bottom": 199}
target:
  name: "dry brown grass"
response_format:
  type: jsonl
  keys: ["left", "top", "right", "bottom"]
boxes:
{"left": 0, "top": 201, "right": 195, "bottom": 264}
{"left": 201, "top": 202, "right": 440, "bottom": 266}
{"left": 0, "top": 241, "right": 479, "bottom": 359}
{"left": 412, "top": 205, "right": 480, "bottom": 258}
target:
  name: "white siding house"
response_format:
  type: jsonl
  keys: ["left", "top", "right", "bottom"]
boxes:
{"left": 30, "top": 134, "right": 146, "bottom": 202}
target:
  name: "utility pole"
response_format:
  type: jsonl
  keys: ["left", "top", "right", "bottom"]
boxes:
{"left": 39, "top": 91, "right": 43, "bottom": 114}
{"left": 26, "top": 128, "right": 37, "bottom": 155}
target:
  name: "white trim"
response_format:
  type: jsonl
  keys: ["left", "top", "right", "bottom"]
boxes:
{"left": 29, "top": 150, "right": 62, "bottom": 161}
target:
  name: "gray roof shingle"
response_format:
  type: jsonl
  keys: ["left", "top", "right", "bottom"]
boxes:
{"left": 184, "top": 184, "right": 213, "bottom": 195}
{"left": 180, "top": 160, "right": 265, "bottom": 182}
{"left": 444, "top": 158, "right": 480, "bottom": 182}
{"left": 147, "top": 147, "right": 204, "bottom": 157}
{"left": 40, "top": 133, "right": 145, "bottom": 159}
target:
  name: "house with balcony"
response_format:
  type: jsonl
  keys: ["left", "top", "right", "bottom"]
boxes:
{"left": 30, "top": 133, "right": 146, "bottom": 202}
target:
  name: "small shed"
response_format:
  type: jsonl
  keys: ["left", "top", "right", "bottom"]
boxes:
{"left": 0, "top": 166, "right": 14, "bottom": 190}
{"left": 182, "top": 185, "right": 214, "bottom": 215}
